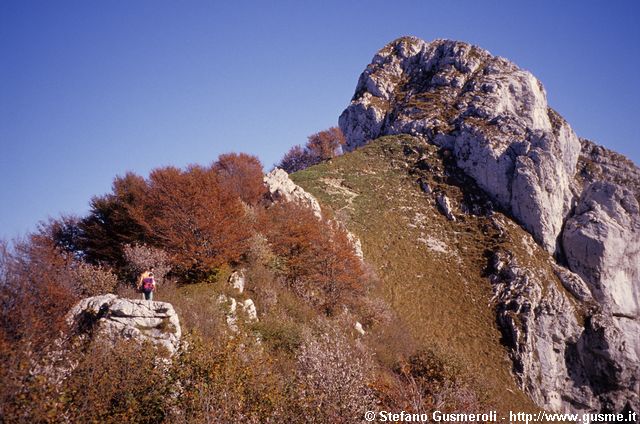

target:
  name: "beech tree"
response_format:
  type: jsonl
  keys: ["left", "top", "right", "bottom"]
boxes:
{"left": 259, "top": 202, "right": 365, "bottom": 313}
{"left": 139, "top": 165, "right": 250, "bottom": 277}
{"left": 77, "top": 172, "right": 151, "bottom": 266}
{"left": 278, "top": 127, "right": 346, "bottom": 173}
{"left": 306, "top": 126, "right": 346, "bottom": 161}
{"left": 0, "top": 235, "right": 78, "bottom": 348}
{"left": 278, "top": 145, "right": 314, "bottom": 174}
{"left": 213, "top": 153, "right": 266, "bottom": 205}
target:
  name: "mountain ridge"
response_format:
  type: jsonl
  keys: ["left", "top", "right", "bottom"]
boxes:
{"left": 2, "top": 36, "right": 638, "bottom": 421}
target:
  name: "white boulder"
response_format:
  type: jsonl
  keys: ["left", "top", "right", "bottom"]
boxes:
{"left": 66, "top": 294, "right": 182, "bottom": 355}
{"left": 229, "top": 269, "right": 246, "bottom": 294}
{"left": 263, "top": 168, "right": 322, "bottom": 218}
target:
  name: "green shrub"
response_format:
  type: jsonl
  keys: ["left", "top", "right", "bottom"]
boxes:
{"left": 252, "top": 318, "right": 302, "bottom": 354}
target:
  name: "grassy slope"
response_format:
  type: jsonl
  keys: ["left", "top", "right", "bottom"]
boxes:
{"left": 292, "top": 135, "right": 570, "bottom": 414}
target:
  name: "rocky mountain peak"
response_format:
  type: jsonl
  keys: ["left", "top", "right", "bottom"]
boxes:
{"left": 339, "top": 37, "right": 639, "bottom": 414}
{"left": 340, "top": 36, "right": 581, "bottom": 253}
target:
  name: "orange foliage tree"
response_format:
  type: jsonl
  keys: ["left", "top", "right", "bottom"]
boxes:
{"left": 306, "top": 126, "right": 346, "bottom": 161}
{"left": 138, "top": 165, "right": 251, "bottom": 278}
{"left": 213, "top": 153, "right": 266, "bottom": 205}
{"left": 77, "top": 172, "right": 152, "bottom": 266}
{"left": 0, "top": 235, "right": 78, "bottom": 349}
{"left": 259, "top": 202, "right": 365, "bottom": 313}
{"left": 53, "top": 157, "right": 261, "bottom": 280}
{"left": 278, "top": 127, "right": 346, "bottom": 173}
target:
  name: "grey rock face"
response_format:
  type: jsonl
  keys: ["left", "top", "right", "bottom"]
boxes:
{"left": 562, "top": 182, "right": 640, "bottom": 412}
{"left": 489, "top": 250, "right": 639, "bottom": 413}
{"left": 339, "top": 36, "right": 580, "bottom": 252}
{"left": 575, "top": 139, "right": 640, "bottom": 197}
{"left": 489, "top": 250, "right": 594, "bottom": 412}
{"left": 551, "top": 264, "right": 593, "bottom": 303}
{"left": 564, "top": 182, "right": 640, "bottom": 318}
{"left": 67, "top": 294, "right": 182, "bottom": 355}
{"left": 577, "top": 313, "right": 640, "bottom": 413}
{"left": 566, "top": 145, "right": 640, "bottom": 413}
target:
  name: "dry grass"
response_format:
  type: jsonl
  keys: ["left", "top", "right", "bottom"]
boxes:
{"left": 292, "top": 135, "right": 563, "bottom": 414}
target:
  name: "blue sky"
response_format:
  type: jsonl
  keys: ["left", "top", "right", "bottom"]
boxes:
{"left": 1, "top": 0, "right": 639, "bottom": 240}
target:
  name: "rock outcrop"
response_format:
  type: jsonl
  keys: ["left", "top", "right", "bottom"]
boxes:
{"left": 488, "top": 250, "right": 595, "bottom": 412}
{"left": 575, "top": 139, "right": 640, "bottom": 197}
{"left": 67, "top": 295, "right": 182, "bottom": 355}
{"left": 218, "top": 269, "right": 259, "bottom": 333}
{"left": 218, "top": 294, "right": 258, "bottom": 333}
{"left": 436, "top": 192, "right": 456, "bottom": 221}
{"left": 264, "top": 168, "right": 323, "bottom": 218}
{"left": 339, "top": 36, "right": 640, "bottom": 414}
{"left": 562, "top": 182, "right": 640, "bottom": 411}
{"left": 564, "top": 182, "right": 640, "bottom": 318}
{"left": 229, "top": 269, "right": 246, "bottom": 294}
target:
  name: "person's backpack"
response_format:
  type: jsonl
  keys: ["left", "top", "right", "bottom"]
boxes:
{"left": 142, "top": 277, "right": 155, "bottom": 292}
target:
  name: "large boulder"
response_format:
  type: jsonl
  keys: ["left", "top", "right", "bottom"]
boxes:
{"left": 66, "top": 294, "right": 182, "bottom": 355}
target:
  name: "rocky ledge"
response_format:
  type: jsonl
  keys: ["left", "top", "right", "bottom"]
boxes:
{"left": 66, "top": 294, "right": 182, "bottom": 355}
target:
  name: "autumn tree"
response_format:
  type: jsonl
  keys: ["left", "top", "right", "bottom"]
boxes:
{"left": 277, "top": 127, "right": 346, "bottom": 173}
{"left": 47, "top": 215, "right": 84, "bottom": 257}
{"left": 258, "top": 202, "right": 365, "bottom": 313}
{"left": 0, "top": 235, "right": 79, "bottom": 347}
{"left": 278, "top": 145, "right": 315, "bottom": 174}
{"left": 48, "top": 160, "right": 260, "bottom": 280}
{"left": 213, "top": 152, "right": 266, "bottom": 205}
{"left": 307, "top": 126, "right": 346, "bottom": 161}
{"left": 139, "top": 165, "right": 251, "bottom": 278}
{"left": 75, "top": 172, "right": 152, "bottom": 267}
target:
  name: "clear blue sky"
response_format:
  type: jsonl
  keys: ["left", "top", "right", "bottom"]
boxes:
{"left": 1, "top": 0, "right": 639, "bottom": 240}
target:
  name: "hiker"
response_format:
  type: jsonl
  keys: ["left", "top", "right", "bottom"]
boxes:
{"left": 138, "top": 269, "right": 156, "bottom": 301}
